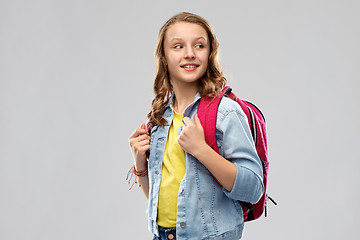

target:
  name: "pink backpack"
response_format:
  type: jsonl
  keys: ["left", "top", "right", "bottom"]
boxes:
{"left": 197, "top": 86, "right": 276, "bottom": 221}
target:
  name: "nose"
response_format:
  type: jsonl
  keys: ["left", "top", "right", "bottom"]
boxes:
{"left": 185, "top": 47, "right": 195, "bottom": 59}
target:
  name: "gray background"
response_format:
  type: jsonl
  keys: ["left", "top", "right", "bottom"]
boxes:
{"left": 1, "top": 0, "right": 359, "bottom": 239}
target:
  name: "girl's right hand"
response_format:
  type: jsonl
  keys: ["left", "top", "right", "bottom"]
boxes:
{"left": 129, "top": 123, "right": 150, "bottom": 171}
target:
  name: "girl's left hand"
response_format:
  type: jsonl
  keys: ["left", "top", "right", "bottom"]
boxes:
{"left": 177, "top": 113, "right": 207, "bottom": 157}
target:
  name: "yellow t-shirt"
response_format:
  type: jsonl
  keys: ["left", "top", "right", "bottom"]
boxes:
{"left": 157, "top": 110, "right": 186, "bottom": 228}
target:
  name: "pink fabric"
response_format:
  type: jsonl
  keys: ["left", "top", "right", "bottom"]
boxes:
{"left": 198, "top": 86, "right": 269, "bottom": 222}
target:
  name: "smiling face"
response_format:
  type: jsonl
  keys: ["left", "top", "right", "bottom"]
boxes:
{"left": 163, "top": 22, "right": 210, "bottom": 86}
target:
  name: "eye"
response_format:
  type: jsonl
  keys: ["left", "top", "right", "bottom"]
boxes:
{"left": 174, "top": 45, "right": 183, "bottom": 49}
{"left": 195, "top": 44, "right": 204, "bottom": 49}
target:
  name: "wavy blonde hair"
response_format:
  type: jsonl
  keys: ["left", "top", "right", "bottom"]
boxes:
{"left": 147, "top": 12, "right": 227, "bottom": 130}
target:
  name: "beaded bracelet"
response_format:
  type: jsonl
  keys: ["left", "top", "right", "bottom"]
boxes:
{"left": 126, "top": 165, "right": 148, "bottom": 190}
{"left": 133, "top": 166, "right": 148, "bottom": 177}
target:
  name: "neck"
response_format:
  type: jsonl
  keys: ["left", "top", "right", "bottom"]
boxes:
{"left": 172, "top": 81, "right": 199, "bottom": 113}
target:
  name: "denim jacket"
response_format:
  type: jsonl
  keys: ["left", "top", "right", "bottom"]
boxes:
{"left": 147, "top": 93, "right": 264, "bottom": 240}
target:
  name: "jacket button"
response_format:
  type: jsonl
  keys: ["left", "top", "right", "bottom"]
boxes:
{"left": 180, "top": 222, "right": 186, "bottom": 228}
{"left": 168, "top": 233, "right": 174, "bottom": 239}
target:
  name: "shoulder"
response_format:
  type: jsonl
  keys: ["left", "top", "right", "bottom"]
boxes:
{"left": 215, "top": 96, "right": 253, "bottom": 155}
{"left": 217, "top": 96, "right": 246, "bottom": 120}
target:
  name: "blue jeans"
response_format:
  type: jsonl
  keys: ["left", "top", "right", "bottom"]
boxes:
{"left": 152, "top": 227, "right": 176, "bottom": 240}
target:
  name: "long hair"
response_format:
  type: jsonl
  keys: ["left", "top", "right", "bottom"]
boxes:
{"left": 147, "top": 12, "right": 227, "bottom": 130}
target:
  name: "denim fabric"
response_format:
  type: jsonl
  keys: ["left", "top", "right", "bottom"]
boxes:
{"left": 147, "top": 93, "right": 264, "bottom": 240}
{"left": 153, "top": 227, "right": 176, "bottom": 240}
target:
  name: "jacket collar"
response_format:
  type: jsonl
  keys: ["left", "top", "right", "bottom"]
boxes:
{"left": 165, "top": 92, "right": 201, "bottom": 116}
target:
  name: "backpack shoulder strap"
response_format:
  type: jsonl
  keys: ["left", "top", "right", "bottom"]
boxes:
{"left": 197, "top": 86, "right": 232, "bottom": 154}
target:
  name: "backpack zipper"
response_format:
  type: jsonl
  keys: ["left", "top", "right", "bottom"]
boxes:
{"left": 265, "top": 194, "right": 278, "bottom": 217}
{"left": 247, "top": 106, "right": 257, "bottom": 144}
{"left": 246, "top": 101, "right": 266, "bottom": 123}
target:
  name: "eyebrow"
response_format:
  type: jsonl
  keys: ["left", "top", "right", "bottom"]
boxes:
{"left": 169, "top": 36, "right": 207, "bottom": 43}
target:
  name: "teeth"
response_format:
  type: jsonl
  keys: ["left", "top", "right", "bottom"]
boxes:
{"left": 183, "top": 65, "right": 197, "bottom": 68}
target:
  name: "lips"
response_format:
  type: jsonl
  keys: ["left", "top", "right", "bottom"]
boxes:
{"left": 180, "top": 63, "right": 200, "bottom": 71}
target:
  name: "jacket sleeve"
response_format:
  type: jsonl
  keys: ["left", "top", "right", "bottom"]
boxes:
{"left": 216, "top": 99, "right": 264, "bottom": 203}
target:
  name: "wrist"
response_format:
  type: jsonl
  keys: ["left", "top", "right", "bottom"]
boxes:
{"left": 193, "top": 142, "right": 211, "bottom": 160}
{"left": 127, "top": 164, "right": 148, "bottom": 190}
{"left": 132, "top": 164, "right": 148, "bottom": 179}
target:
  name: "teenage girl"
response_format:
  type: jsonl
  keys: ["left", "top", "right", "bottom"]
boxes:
{"left": 129, "top": 12, "right": 264, "bottom": 240}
